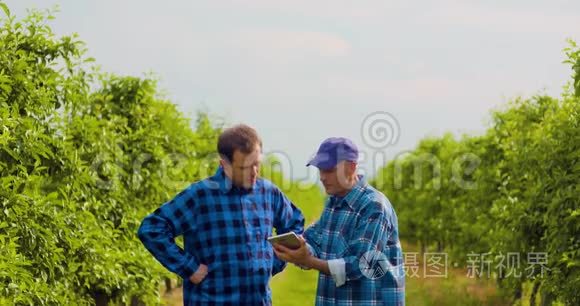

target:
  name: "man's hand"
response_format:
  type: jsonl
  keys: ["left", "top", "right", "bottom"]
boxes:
{"left": 189, "top": 264, "right": 208, "bottom": 284}
{"left": 273, "top": 235, "right": 311, "bottom": 267}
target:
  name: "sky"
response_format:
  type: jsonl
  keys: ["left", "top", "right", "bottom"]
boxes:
{"left": 6, "top": 0, "right": 580, "bottom": 183}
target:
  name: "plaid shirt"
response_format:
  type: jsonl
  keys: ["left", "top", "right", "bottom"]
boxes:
{"left": 303, "top": 176, "right": 405, "bottom": 306}
{"left": 138, "top": 167, "right": 305, "bottom": 306}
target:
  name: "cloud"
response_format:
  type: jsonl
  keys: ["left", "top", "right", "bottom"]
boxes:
{"left": 322, "top": 75, "right": 460, "bottom": 101}
{"left": 228, "top": 29, "right": 351, "bottom": 58}
{"left": 421, "top": 1, "right": 580, "bottom": 35}
{"left": 204, "top": 0, "right": 407, "bottom": 20}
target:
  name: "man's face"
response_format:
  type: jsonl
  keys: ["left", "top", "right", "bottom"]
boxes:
{"left": 318, "top": 161, "right": 356, "bottom": 196}
{"left": 223, "top": 145, "right": 262, "bottom": 189}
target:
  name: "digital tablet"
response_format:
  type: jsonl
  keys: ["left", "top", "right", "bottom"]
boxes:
{"left": 267, "top": 232, "right": 301, "bottom": 249}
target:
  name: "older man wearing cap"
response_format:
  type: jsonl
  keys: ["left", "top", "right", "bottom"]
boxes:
{"left": 273, "top": 137, "right": 405, "bottom": 306}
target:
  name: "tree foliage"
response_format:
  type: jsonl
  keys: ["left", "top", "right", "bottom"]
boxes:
{"left": 0, "top": 7, "right": 221, "bottom": 305}
{"left": 373, "top": 42, "right": 580, "bottom": 304}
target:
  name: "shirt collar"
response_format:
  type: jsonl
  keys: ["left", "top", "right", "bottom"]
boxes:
{"left": 330, "top": 175, "right": 367, "bottom": 209}
{"left": 212, "top": 166, "right": 254, "bottom": 195}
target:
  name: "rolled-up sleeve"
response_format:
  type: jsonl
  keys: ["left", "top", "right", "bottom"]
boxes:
{"left": 328, "top": 258, "right": 347, "bottom": 286}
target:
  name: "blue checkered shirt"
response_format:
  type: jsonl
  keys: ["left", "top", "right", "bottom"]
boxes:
{"left": 303, "top": 176, "right": 405, "bottom": 305}
{"left": 138, "top": 167, "right": 305, "bottom": 306}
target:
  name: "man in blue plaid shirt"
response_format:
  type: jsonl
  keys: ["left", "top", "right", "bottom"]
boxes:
{"left": 138, "top": 124, "right": 305, "bottom": 306}
{"left": 273, "top": 137, "right": 405, "bottom": 305}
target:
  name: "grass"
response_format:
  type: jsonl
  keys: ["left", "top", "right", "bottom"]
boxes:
{"left": 401, "top": 240, "right": 509, "bottom": 306}
{"left": 271, "top": 265, "right": 319, "bottom": 306}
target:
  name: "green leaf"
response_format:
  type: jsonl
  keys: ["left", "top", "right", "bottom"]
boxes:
{"left": 0, "top": 2, "right": 10, "bottom": 17}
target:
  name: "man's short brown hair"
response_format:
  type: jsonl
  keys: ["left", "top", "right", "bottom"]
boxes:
{"left": 217, "top": 124, "right": 263, "bottom": 162}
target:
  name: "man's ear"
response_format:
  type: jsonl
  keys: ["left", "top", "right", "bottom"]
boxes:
{"left": 220, "top": 158, "right": 233, "bottom": 178}
{"left": 347, "top": 161, "right": 357, "bottom": 176}
{"left": 219, "top": 153, "right": 232, "bottom": 167}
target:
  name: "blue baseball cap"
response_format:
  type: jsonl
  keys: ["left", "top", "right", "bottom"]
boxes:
{"left": 306, "top": 137, "right": 359, "bottom": 170}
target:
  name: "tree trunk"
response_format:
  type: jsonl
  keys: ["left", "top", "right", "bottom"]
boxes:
{"left": 540, "top": 286, "right": 554, "bottom": 306}
{"left": 513, "top": 281, "right": 522, "bottom": 303}
{"left": 131, "top": 296, "right": 146, "bottom": 306}
{"left": 91, "top": 291, "right": 111, "bottom": 306}
{"left": 165, "top": 277, "right": 173, "bottom": 293}
{"left": 530, "top": 280, "right": 541, "bottom": 306}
